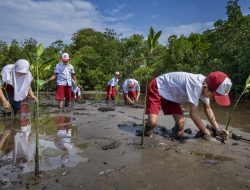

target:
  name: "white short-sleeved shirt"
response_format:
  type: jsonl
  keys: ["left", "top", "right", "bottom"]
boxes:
{"left": 108, "top": 77, "right": 119, "bottom": 87}
{"left": 54, "top": 62, "right": 75, "bottom": 86}
{"left": 122, "top": 79, "right": 140, "bottom": 94}
{"left": 156, "top": 72, "right": 209, "bottom": 106}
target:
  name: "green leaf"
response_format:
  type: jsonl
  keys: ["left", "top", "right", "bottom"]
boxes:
{"left": 245, "top": 83, "right": 250, "bottom": 90}
{"left": 44, "top": 64, "right": 52, "bottom": 71}
{"left": 37, "top": 79, "right": 45, "bottom": 87}
{"left": 149, "top": 27, "right": 154, "bottom": 41}
{"left": 152, "top": 31, "right": 162, "bottom": 47}
{"left": 245, "top": 74, "right": 250, "bottom": 85}
{"left": 147, "top": 37, "right": 152, "bottom": 53}
{"left": 30, "top": 64, "right": 34, "bottom": 71}
{"left": 36, "top": 43, "right": 44, "bottom": 57}
{"left": 244, "top": 89, "right": 249, "bottom": 94}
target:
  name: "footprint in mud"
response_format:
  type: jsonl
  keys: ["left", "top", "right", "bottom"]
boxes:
{"left": 73, "top": 112, "right": 91, "bottom": 115}
{"left": 126, "top": 140, "right": 158, "bottom": 150}
{"left": 98, "top": 107, "right": 115, "bottom": 112}
{"left": 118, "top": 121, "right": 142, "bottom": 134}
{"left": 101, "top": 141, "right": 120, "bottom": 150}
{"left": 128, "top": 115, "right": 142, "bottom": 120}
{"left": 75, "top": 100, "right": 87, "bottom": 104}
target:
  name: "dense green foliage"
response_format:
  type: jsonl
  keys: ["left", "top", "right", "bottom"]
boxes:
{"left": 0, "top": 0, "right": 249, "bottom": 95}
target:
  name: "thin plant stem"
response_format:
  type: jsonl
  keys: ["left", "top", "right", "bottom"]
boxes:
{"left": 225, "top": 92, "right": 244, "bottom": 130}
{"left": 34, "top": 118, "right": 40, "bottom": 177}
{"left": 36, "top": 58, "right": 39, "bottom": 114}
{"left": 140, "top": 75, "right": 149, "bottom": 146}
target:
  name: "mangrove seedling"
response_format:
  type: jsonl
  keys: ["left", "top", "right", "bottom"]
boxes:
{"left": 28, "top": 43, "right": 54, "bottom": 178}
{"left": 141, "top": 27, "right": 161, "bottom": 146}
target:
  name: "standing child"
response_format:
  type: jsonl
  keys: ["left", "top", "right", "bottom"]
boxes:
{"left": 46, "top": 53, "right": 77, "bottom": 109}
{"left": 122, "top": 79, "right": 140, "bottom": 105}
{"left": 106, "top": 71, "right": 120, "bottom": 101}
{"left": 143, "top": 71, "right": 232, "bottom": 140}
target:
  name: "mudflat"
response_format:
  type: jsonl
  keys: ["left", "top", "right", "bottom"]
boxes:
{"left": 2, "top": 100, "right": 250, "bottom": 190}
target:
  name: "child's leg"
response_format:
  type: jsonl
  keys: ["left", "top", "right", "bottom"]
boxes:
{"left": 55, "top": 85, "right": 65, "bottom": 109}
{"left": 59, "top": 101, "right": 64, "bottom": 109}
{"left": 145, "top": 78, "right": 161, "bottom": 130}
{"left": 111, "top": 87, "right": 116, "bottom": 100}
{"left": 106, "top": 85, "right": 111, "bottom": 100}
{"left": 147, "top": 114, "right": 159, "bottom": 129}
{"left": 172, "top": 114, "right": 185, "bottom": 128}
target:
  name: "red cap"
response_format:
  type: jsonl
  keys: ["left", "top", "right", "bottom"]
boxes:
{"left": 127, "top": 79, "right": 135, "bottom": 88}
{"left": 207, "top": 71, "right": 232, "bottom": 106}
{"left": 61, "top": 53, "right": 70, "bottom": 62}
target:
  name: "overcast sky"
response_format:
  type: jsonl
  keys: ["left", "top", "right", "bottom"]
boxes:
{"left": 0, "top": 0, "right": 249, "bottom": 46}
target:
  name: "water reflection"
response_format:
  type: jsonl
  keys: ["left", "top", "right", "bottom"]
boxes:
{"left": 54, "top": 116, "right": 74, "bottom": 164}
{"left": 0, "top": 103, "right": 87, "bottom": 186}
{"left": 14, "top": 100, "right": 34, "bottom": 164}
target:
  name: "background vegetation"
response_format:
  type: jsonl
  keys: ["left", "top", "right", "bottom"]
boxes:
{"left": 0, "top": 0, "right": 249, "bottom": 97}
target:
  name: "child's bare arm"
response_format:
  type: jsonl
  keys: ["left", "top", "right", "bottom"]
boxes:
{"left": 28, "top": 87, "right": 37, "bottom": 100}
{"left": 189, "top": 103, "right": 211, "bottom": 135}
{"left": 203, "top": 103, "right": 229, "bottom": 139}
{"left": 0, "top": 88, "right": 10, "bottom": 109}
{"left": 46, "top": 74, "right": 57, "bottom": 83}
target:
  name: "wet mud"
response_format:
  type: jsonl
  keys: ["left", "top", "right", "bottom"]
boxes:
{"left": 0, "top": 97, "right": 250, "bottom": 190}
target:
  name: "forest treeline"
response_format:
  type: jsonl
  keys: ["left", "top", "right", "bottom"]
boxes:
{"left": 0, "top": 0, "right": 249, "bottom": 96}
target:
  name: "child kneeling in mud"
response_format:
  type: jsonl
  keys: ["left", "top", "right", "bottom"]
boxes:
{"left": 143, "top": 71, "right": 232, "bottom": 140}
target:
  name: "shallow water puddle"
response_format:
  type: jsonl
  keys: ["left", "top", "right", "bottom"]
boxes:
{"left": 0, "top": 115, "right": 87, "bottom": 187}
{"left": 192, "top": 151, "right": 234, "bottom": 163}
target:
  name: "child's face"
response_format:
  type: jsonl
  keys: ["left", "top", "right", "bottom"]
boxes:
{"left": 15, "top": 72, "right": 26, "bottom": 76}
{"left": 62, "top": 60, "right": 69, "bottom": 64}
{"left": 202, "top": 86, "right": 214, "bottom": 100}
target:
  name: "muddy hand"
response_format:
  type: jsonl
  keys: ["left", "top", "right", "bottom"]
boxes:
{"left": 217, "top": 129, "right": 229, "bottom": 140}
{"left": 3, "top": 100, "right": 11, "bottom": 109}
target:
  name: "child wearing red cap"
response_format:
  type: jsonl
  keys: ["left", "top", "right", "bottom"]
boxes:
{"left": 46, "top": 53, "right": 77, "bottom": 109}
{"left": 143, "top": 71, "right": 232, "bottom": 140}
{"left": 122, "top": 79, "right": 140, "bottom": 105}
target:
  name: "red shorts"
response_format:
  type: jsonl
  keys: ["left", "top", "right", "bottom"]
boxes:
{"left": 21, "top": 99, "right": 29, "bottom": 126}
{"left": 123, "top": 91, "right": 137, "bottom": 101}
{"left": 106, "top": 85, "right": 116, "bottom": 100}
{"left": 146, "top": 79, "right": 183, "bottom": 115}
{"left": 55, "top": 85, "right": 72, "bottom": 101}
{"left": 55, "top": 115, "right": 72, "bottom": 130}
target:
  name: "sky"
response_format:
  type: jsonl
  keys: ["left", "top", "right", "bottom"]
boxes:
{"left": 0, "top": 0, "right": 249, "bottom": 46}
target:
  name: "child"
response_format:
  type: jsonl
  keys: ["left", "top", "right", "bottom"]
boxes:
{"left": 46, "top": 53, "right": 77, "bottom": 109}
{"left": 122, "top": 79, "right": 140, "bottom": 105}
{"left": 1, "top": 59, "right": 36, "bottom": 115}
{"left": 106, "top": 71, "right": 120, "bottom": 101}
{"left": 144, "top": 71, "right": 232, "bottom": 140}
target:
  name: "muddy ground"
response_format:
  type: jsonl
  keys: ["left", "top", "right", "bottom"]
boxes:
{"left": 2, "top": 100, "right": 250, "bottom": 190}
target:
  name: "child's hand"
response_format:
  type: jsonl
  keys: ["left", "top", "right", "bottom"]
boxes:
{"left": 216, "top": 129, "right": 229, "bottom": 140}
{"left": 3, "top": 100, "right": 11, "bottom": 109}
{"left": 31, "top": 95, "right": 38, "bottom": 102}
{"left": 77, "top": 84, "right": 83, "bottom": 89}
